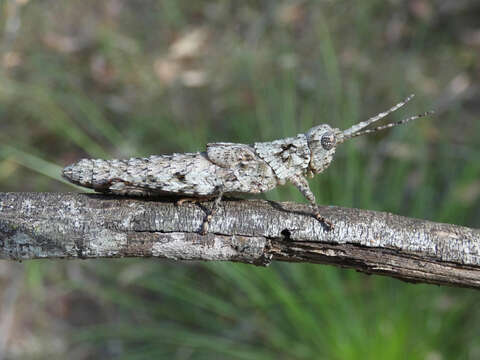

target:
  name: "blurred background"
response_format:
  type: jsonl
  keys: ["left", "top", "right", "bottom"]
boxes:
{"left": 0, "top": 0, "right": 479, "bottom": 358}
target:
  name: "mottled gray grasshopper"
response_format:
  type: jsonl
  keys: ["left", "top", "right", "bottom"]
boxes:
{"left": 63, "top": 94, "right": 431, "bottom": 233}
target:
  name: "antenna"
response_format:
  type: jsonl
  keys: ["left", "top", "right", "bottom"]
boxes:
{"left": 347, "top": 111, "right": 434, "bottom": 138}
{"left": 342, "top": 94, "right": 427, "bottom": 140}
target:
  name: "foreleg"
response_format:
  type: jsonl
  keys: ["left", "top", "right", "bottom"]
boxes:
{"left": 289, "top": 176, "right": 334, "bottom": 230}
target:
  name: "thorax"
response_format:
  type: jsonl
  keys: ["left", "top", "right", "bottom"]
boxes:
{"left": 254, "top": 133, "right": 310, "bottom": 183}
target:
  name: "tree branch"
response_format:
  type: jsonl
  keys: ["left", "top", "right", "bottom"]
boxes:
{"left": 0, "top": 192, "right": 479, "bottom": 289}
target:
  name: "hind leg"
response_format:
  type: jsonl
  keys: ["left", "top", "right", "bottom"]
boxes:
{"left": 200, "top": 189, "right": 224, "bottom": 235}
{"left": 174, "top": 191, "right": 224, "bottom": 235}
{"left": 175, "top": 195, "right": 214, "bottom": 206}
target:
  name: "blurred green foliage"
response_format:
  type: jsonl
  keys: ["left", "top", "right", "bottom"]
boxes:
{"left": 0, "top": 0, "right": 480, "bottom": 359}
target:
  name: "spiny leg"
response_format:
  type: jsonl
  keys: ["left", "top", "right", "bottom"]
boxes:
{"left": 289, "top": 176, "right": 334, "bottom": 230}
{"left": 201, "top": 188, "right": 224, "bottom": 235}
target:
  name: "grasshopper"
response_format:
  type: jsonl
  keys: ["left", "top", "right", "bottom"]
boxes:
{"left": 63, "top": 94, "right": 431, "bottom": 233}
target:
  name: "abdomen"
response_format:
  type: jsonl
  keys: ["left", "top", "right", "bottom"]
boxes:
{"left": 62, "top": 153, "right": 222, "bottom": 196}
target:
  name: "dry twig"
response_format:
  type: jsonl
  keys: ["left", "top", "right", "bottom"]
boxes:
{"left": 0, "top": 192, "right": 479, "bottom": 289}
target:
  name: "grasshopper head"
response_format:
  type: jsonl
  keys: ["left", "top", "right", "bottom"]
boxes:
{"left": 306, "top": 124, "right": 343, "bottom": 175}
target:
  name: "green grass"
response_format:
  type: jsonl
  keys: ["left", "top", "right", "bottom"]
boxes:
{"left": 1, "top": 1, "right": 480, "bottom": 359}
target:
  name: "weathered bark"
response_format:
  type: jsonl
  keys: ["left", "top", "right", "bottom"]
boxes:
{"left": 0, "top": 192, "right": 479, "bottom": 289}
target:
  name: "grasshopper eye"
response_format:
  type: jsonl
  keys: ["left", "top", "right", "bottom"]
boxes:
{"left": 320, "top": 132, "right": 336, "bottom": 150}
